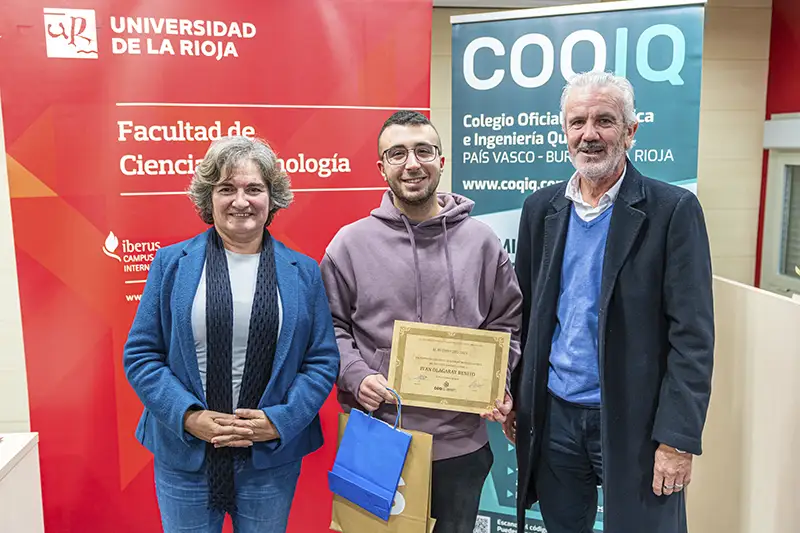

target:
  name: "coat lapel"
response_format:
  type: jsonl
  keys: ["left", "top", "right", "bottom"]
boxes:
{"left": 261, "top": 239, "right": 298, "bottom": 401}
{"left": 174, "top": 230, "right": 209, "bottom": 403}
{"left": 599, "top": 161, "right": 647, "bottom": 323}
{"left": 539, "top": 188, "right": 571, "bottom": 320}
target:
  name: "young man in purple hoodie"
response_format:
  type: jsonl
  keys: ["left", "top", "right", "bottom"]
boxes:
{"left": 320, "top": 110, "right": 523, "bottom": 533}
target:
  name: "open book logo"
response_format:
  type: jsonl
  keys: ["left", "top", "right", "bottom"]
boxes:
{"left": 103, "top": 231, "right": 121, "bottom": 262}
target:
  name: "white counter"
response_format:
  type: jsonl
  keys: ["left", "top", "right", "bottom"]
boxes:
{"left": 0, "top": 433, "right": 45, "bottom": 532}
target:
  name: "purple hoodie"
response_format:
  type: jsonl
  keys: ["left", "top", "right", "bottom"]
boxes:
{"left": 320, "top": 190, "right": 522, "bottom": 461}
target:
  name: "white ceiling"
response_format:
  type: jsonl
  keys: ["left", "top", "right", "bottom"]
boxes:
{"left": 432, "top": 0, "right": 601, "bottom": 7}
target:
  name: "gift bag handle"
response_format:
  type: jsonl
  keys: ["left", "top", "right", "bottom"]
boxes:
{"left": 368, "top": 387, "right": 404, "bottom": 430}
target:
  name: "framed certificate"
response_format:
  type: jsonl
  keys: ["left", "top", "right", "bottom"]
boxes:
{"left": 386, "top": 320, "right": 510, "bottom": 414}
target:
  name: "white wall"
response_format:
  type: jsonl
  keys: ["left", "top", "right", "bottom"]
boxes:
{"left": 696, "top": 0, "right": 772, "bottom": 285}
{"left": 688, "top": 277, "right": 800, "bottom": 533}
{"left": 0, "top": 93, "right": 30, "bottom": 433}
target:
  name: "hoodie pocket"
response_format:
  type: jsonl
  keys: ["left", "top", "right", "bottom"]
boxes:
{"left": 367, "top": 348, "right": 391, "bottom": 377}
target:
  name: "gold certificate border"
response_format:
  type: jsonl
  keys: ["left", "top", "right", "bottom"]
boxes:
{"left": 388, "top": 320, "right": 510, "bottom": 413}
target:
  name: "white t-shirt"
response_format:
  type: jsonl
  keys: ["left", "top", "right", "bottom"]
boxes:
{"left": 191, "top": 249, "right": 282, "bottom": 408}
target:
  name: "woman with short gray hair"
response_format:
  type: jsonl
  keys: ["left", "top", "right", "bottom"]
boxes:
{"left": 124, "top": 135, "right": 339, "bottom": 533}
{"left": 189, "top": 136, "right": 294, "bottom": 226}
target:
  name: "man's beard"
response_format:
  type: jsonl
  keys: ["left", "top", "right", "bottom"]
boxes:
{"left": 573, "top": 139, "right": 627, "bottom": 182}
{"left": 389, "top": 172, "right": 439, "bottom": 205}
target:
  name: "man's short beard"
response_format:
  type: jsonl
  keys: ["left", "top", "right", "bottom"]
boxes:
{"left": 394, "top": 186, "right": 436, "bottom": 205}
{"left": 574, "top": 142, "right": 627, "bottom": 183}
{"left": 389, "top": 174, "right": 439, "bottom": 206}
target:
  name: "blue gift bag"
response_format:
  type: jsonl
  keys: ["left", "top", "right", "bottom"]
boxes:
{"left": 328, "top": 388, "right": 412, "bottom": 521}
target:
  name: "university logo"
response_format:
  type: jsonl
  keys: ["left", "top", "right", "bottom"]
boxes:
{"left": 43, "top": 8, "right": 98, "bottom": 59}
{"left": 103, "top": 231, "right": 121, "bottom": 262}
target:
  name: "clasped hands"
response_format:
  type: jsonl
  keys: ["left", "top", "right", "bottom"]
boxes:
{"left": 183, "top": 408, "right": 279, "bottom": 448}
{"left": 358, "top": 374, "right": 513, "bottom": 423}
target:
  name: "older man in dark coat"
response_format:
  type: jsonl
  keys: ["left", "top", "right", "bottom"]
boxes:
{"left": 507, "top": 71, "right": 714, "bottom": 533}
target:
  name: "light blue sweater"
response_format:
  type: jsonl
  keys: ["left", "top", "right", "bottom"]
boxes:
{"left": 547, "top": 205, "right": 613, "bottom": 406}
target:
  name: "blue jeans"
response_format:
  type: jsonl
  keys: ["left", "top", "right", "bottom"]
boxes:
{"left": 154, "top": 458, "right": 301, "bottom": 533}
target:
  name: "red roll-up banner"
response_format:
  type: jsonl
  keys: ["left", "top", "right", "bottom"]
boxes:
{"left": 0, "top": 1, "right": 432, "bottom": 531}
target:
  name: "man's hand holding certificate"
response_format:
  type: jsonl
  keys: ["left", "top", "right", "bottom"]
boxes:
{"left": 386, "top": 321, "right": 512, "bottom": 421}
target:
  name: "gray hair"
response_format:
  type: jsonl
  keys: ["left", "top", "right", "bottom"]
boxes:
{"left": 559, "top": 71, "right": 638, "bottom": 127}
{"left": 188, "top": 136, "right": 293, "bottom": 226}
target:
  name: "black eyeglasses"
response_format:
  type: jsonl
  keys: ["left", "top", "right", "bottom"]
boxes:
{"left": 381, "top": 144, "right": 439, "bottom": 165}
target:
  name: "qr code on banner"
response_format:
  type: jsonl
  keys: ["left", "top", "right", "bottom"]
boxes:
{"left": 473, "top": 515, "right": 490, "bottom": 533}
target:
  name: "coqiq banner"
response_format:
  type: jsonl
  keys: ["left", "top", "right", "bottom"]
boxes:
{"left": 450, "top": 1, "right": 705, "bottom": 531}
{"left": 0, "top": 0, "right": 432, "bottom": 531}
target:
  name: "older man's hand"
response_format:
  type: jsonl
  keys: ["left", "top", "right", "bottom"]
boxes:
{"left": 652, "top": 444, "right": 693, "bottom": 496}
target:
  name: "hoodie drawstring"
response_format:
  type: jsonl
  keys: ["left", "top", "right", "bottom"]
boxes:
{"left": 401, "top": 216, "right": 424, "bottom": 322}
{"left": 441, "top": 217, "right": 457, "bottom": 321}
{"left": 400, "top": 215, "right": 458, "bottom": 323}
